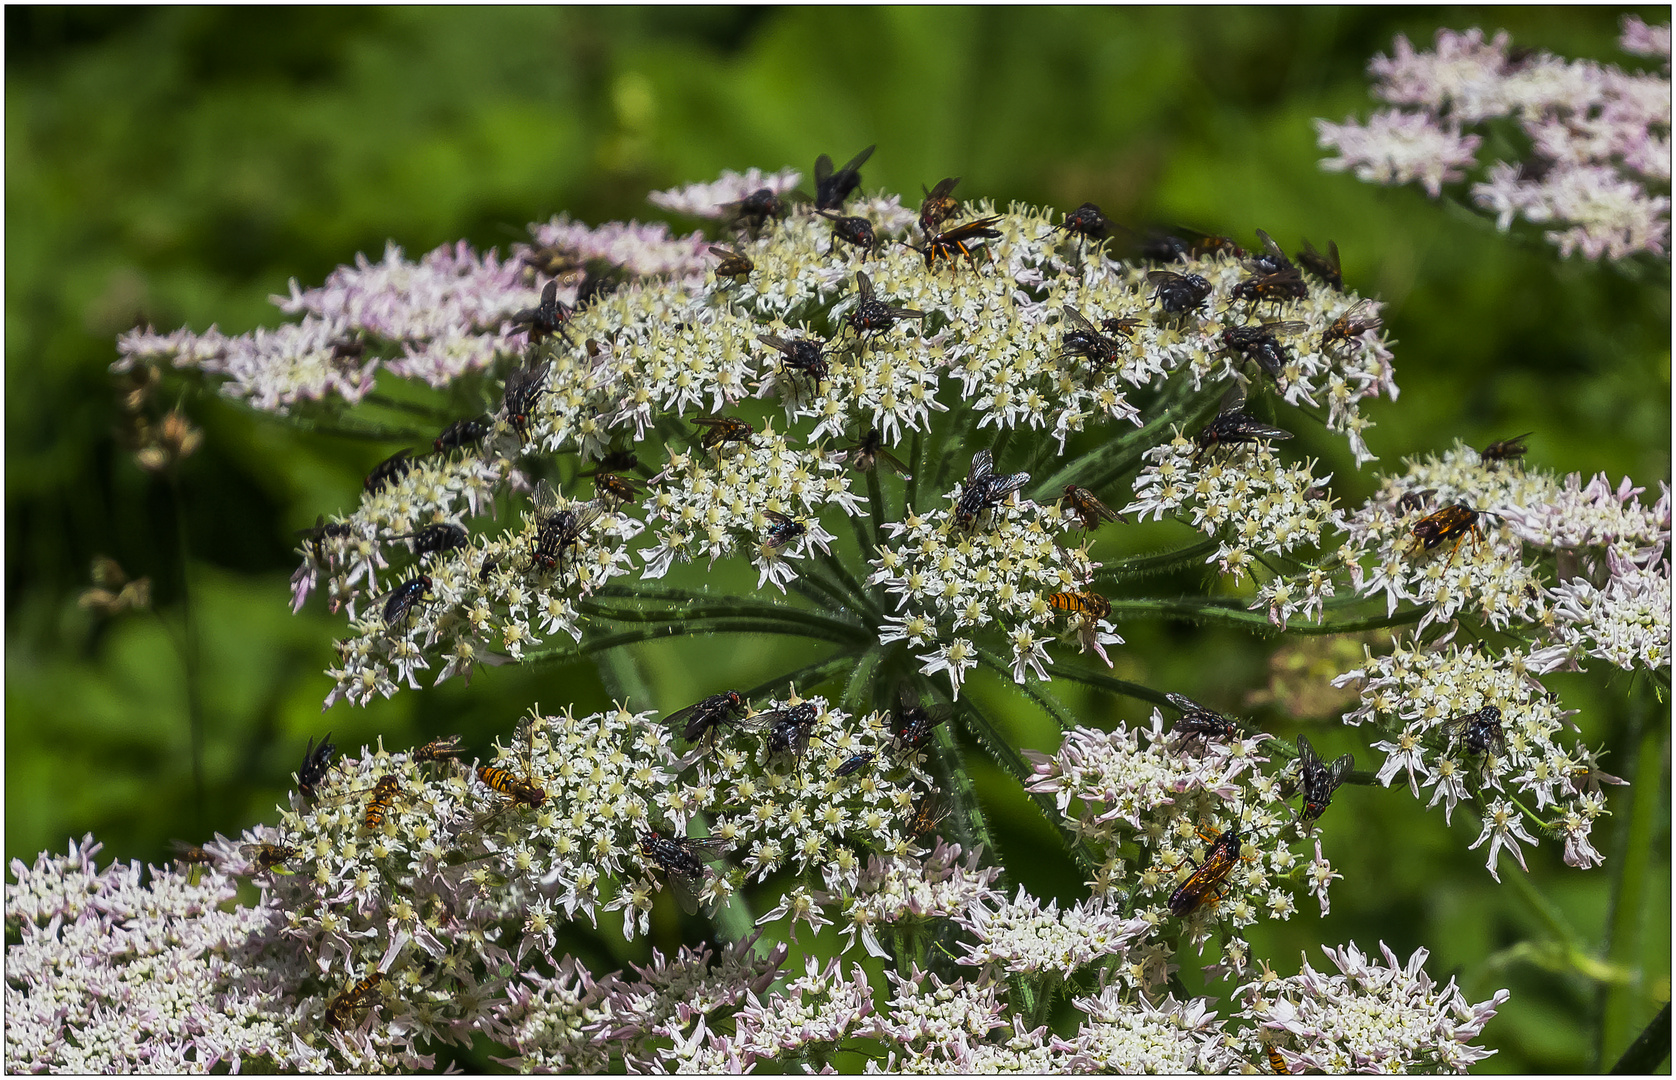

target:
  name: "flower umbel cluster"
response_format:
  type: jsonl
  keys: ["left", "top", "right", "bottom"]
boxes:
{"left": 1318, "top": 19, "right": 1673, "bottom": 260}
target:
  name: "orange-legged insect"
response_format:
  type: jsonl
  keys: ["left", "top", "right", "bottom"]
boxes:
{"left": 919, "top": 177, "right": 965, "bottom": 235}
{"left": 362, "top": 775, "right": 401, "bottom": 832}
{"left": 1167, "top": 825, "right": 1243, "bottom": 917}
{"left": 906, "top": 791, "right": 948, "bottom": 840}
{"left": 1048, "top": 591, "right": 1112, "bottom": 619}
{"left": 1319, "top": 299, "right": 1381, "bottom": 353}
{"left": 1409, "top": 502, "right": 1494, "bottom": 564}
{"left": 691, "top": 414, "right": 757, "bottom": 450}
{"left": 324, "top": 972, "right": 383, "bottom": 1032}
{"left": 239, "top": 843, "right": 297, "bottom": 874}
{"left": 1268, "top": 1044, "right": 1293, "bottom": 1074}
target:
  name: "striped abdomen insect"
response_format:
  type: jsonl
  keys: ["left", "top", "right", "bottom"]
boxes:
{"left": 692, "top": 414, "right": 757, "bottom": 450}
{"left": 362, "top": 775, "right": 400, "bottom": 831}
{"left": 1167, "top": 826, "right": 1243, "bottom": 917}
{"left": 413, "top": 734, "right": 464, "bottom": 764}
{"left": 324, "top": 972, "right": 382, "bottom": 1031}
{"left": 1048, "top": 591, "right": 1111, "bottom": 619}
{"left": 476, "top": 765, "right": 545, "bottom": 809}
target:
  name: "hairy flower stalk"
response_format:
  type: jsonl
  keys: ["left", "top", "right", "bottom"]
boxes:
{"left": 25, "top": 138, "right": 1660, "bottom": 1070}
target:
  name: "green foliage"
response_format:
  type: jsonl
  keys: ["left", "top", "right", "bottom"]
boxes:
{"left": 4, "top": 7, "right": 1667, "bottom": 1072}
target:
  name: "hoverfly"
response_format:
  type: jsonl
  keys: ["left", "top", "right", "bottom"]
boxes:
{"left": 1165, "top": 693, "right": 1239, "bottom": 747}
{"left": 387, "top": 522, "right": 468, "bottom": 559}
{"left": 761, "top": 509, "right": 807, "bottom": 551}
{"left": 1101, "top": 314, "right": 1143, "bottom": 339}
{"left": 324, "top": 971, "right": 383, "bottom": 1032}
{"left": 1048, "top": 590, "right": 1111, "bottom": 619}
{"left": 1058, "top": 307, "right": 1126, "bottom": 372}
{"left": 727, "top": 187, "right": 785, "bottom": 235}
{"left": 510, "top": 279, "right": 573, "bottom": 345}
{"left": 691, "top": 414, "right": 757, "bottom": 450}
{"left": 413, "top": 734, "right": 464, "bottom": 764}
{"left": 1295, "top": 237, "right": 1343, "bottom": 292}
{"left": 296, "top": 515, "right": 353, "bottom": 564}
{"left": 640, "top": 830, "right": 732, "bottom": 915}
{"left": 892, "top": 686, "right": 950, "bottom": 753}
{"left": 1267, "top": 1044, "right": 1293, "bottom": 1075}
{"left": 1295, "top": 734, "right": 1353, "bottom": 825}
{"left": 907, "top": 216, "right": 1003, "bottom": 270}
{"left": 1148, "top": 269, "right": 1213, "bottom": 317}
{"left": 501, "top": 357, "right": 551, "bottom": 442}
{"left": 521, "top": 239, "right": 583, "bottom": 280}
{"left": 739, "top": 701, "right": 821, "bottom": 763}
{"left": 433, "top": 417, "right": 492, "bottom": 455}
{"left": 953, "top": 449, "right": 1031, "bottom": 531}
{"left": 814, "top": 144, "right": 875, "bottom": 210}
{"left": 1061, "top": 484, "right": 1121, "bottom": 531}
{"left": 818, "top": 210, "right": 878, "bottom": 255}
{"left": 1166, "top": 825, "right": 1243, "bottom": 917}
{"left": 1220, "top": 321, "right": 1308, "bottom": 382}
{"left": 1319, "top": 299, "right": 1382, "bottom": 353}
{"left": 1479, "top": 433, "right": 1532, "bottom": 469}
{"left": 1056, "top": 201, "right": 1112, "bottom": 241}
{"left": 364, "top": 450, "right": 415, "bottom": 496}
{"left": 238, "top": 842, "right": 298, "bottom": 875}
{"left": 297, "top": 732, "right": 337, "bottom": 801}
{"left": 592, "top": 472, "right": 643, "bottom": 506}
{"left": 475, "top": 716, "right": 547, "bottom": 822}
{"left": 1409, "top": 503, "right": 1494, "bottom": 564}
{"left": 1443, "top": 705, "right": 1507, "bottom": 758}
{"left": 362, "top": 775, "right": 401, "bottom": 832}
{"left": 759, "top": 333, "right": 830, "bottom": 396}
{"left": 664, "top": 690, "right": 749, "bottom": 753}
{"left": 845, "top": 271, "right": 927, "bottom": 340}
{"left": 918, "top": 177, "right": 965, "bottom": 235}
{"left": 838, "top": 427, "right": 911, "bottom": 476}
{"left": 529, "top": 481, "right": 603, "bottom": 574}
{"left": 709, "top": 244, "right": 753, "bottom": 285}
{"left": 169, "top": 840, "right": 216, "bottom": 866}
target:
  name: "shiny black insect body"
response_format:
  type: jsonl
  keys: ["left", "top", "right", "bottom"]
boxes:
{"left": 1396, "top": 488, "right": 1438, "bottom": 515}
{"left": 834, "top": 751, "right": 876, "bottom": 777}
{"left": 434, "top": 418, "right": 492, "bottom": 455}
{"left": 666, "top": 690, "right": 749, "bottom": 748}
{"left": 1221, "top": 322, "right": 1307, "bottom": 382}
{"left": 729, "top": 188, "right": 784, "bottom": 234}
{"left": 919, "top": 177, "right": 964, "bottom": 235}
{"left": 1295, "top": 238, "right": 1343, "bottom": 292}
{"left": 1444, "top": 705, "right": 1507, "bottom": 758}
{"left": 710, "top": 245, "right": 754, "bottom": 283}
{"left": 529, "top": 481, "right": 602, "bottom": 574}
{"left": 502, "top": 359, "right": 551, "bottom": 441}
{"left": 365, "top": 450, "right": 415, "bottom": 496}
{"left": 1142, "top": 227, "right": 1244, "bottom": 263}
{"left": 1167, "top": 825, "right": 1243, "bottom": 917}
{"left": 1247, "top": 229, "right": 1295, "bottom": 276}
{"left": 954, "top": 449, "right": 1030, "bottom": 531}
{"left": 759, "top": 333, "right": 830, "bottom": 396}
{"left": 1148, "top": 270, "right": 1213, "bottom": 316}
{"left": 762, "top": 510, "right": 807, "bottom": 551}
{"left": 814, "top": 145, "right": 875, "bottom": 210}
{"left": 893, "top": 689, "right": 950, "bottom": 753}
{"left": 692, "top": 414, "right": 757, "bottom": 450}
{"left": 839, "top": 427, "right": 911, "bottom": 476}
{"left": 1057, "top": 201, "right": 1112, "bottom": 241}
{"left": 908, "top": 217, "right": 1003, "bottom": 270}
{"left": 389, "top": 522, "right": 468, "bottom": 558}
{"left": 1166, "top": 693, "right": 1239, "bottom": 747}
{"left": 1061, "top": 484, "right": 1121, "bottom": 530}
{"left": 845, "top": 271, "right": 926, "bottom": 340}
{"left": 511, "top": 280, "right": 573, "bottom": 344}
{"left": 1058, "top": 307, "right": 1126, "bottom": 372}
{"left": 1480, "top": 433, "right": 1532, "bottom": 468}
{"left": 1193, "top": 410, "right": 1294, "bottom": 463}
{"left": 1231, "top": 268, "right": 1308, "bottom": 311}
{"left": 640, "top": 830, "right": 731, "bottom": 914}
{"left": 740, "top": 702, "right": 820, "bottom": 761}
{"left": 298, "top": 732, "right": 337, "bottom": 801}
{"left": 382, "top": 575, "right": 432, "bottom": 626}
{"left": 1296, "top": 734, "right": 1354, "bottom": 825}
{"left": 818, "top": 210, "right": 878, "bottom": 255}
{"left": 296, "top": 515, "right": 353, "bottom": 563}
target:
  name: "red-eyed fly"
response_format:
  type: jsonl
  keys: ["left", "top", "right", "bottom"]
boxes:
{"left": 845, "top": 271, "right": 926, "bottom": 340}
{"left": 1165, "top": 693, "right": 1239, "bottom": 748}
{"left": 892, "top": 686, "right": 950, "bottom": 753}
{"left": 1056, "top": 202, "right": 1113, "bottom": 241}
{"left": 1058, "top": 307, "right": 1126, "bottom": 372}
{"left": 1220, "top": 321, "right": 1308, "bottom": 382}
{"left": 727, "top": 188, "right": 785, "bottom": 235}
{"left": 759, "top": 333, "right": 830, "bottom": 396}
{"left": 510, "top": 279, "right": 573, "bottom": 345}
{"left": 501, "top": 357, "right": 551, "bottom": 442}
{"left": 818, "top": 209, "right": 879, "bottom": 255}
{"left": 665, "top": 690, "right": 749, "bottom": 752}
{"left": 529, "top": 481, "right": 602, "bottom": 574}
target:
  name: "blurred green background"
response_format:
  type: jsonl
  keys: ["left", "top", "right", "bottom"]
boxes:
{"left": 6, "top": 6, "right": 1668, "bottom": 1073}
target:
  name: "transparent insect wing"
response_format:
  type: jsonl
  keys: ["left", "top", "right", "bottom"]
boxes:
{"left": 1166, "top": 692, "right": 1208, "bottom": 715}
{"left": 966, "top": 449, "right": 995, "bottom": 486}
{"left": 1254, "top": 228, "right": 1289, "bottom": 267}
{"left": 855, "top": 270, "right": 876, "bottom": 302}
{"left": 1327, "top": 753, "right": 1355, "bottom": 789}
{"left": 532, "top": 480, "right": 560, "bottom": 516}
{"left": 983, "top": 470, "right": 1030, "bottom": 501}
{"left": 1061, "top": 306, "right": 1100, "bottom": 337}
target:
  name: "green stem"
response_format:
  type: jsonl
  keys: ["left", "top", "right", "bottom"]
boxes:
{"left": 1097, "top": 596, "right": 1425, "bottom": 637}
{"left": 1031, "top": 375, "right": 1222, "bottom": 499}
{"left": 864, "top": 467, "right": 888, "bottom": 552}
{"left": 577, "top": 598, "right": 863, "bottom": 642}
{"left": 1505, "top": 858, "right": 1581, "bottom": 950}
{"left": 974, "top": 647, "right": 1075, "bottom": 732}
{"left": 1094, "top": 539, "right": 1219, "bottom": 582}
{"left": 540, "top": 618, "right": 868, "bottom": 660}
{"left": 819, "top": 549, "right": 885, "bottom": 624}
{"left": 166, "top": 472, "right": 206, "bottom": 830}
{"left": 741, "top": 651, "right": 863, "bottom": 703}
{"left": 905, "top": 431, "right": 924, "bottom": 512}
{"left": 839, "top": 648, "right": 883, "bottom": 718}
{"left": 1040, "top": 662, "right": 1175, "bottom": 710}
{"left": 1599, "top": 683, "right": 1662, "bottom": 1068}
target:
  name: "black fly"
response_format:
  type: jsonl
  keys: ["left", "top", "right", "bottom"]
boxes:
{"left": 814, "top": 145, "right": 875, "bottom": 210}
{"left": 953, "top": 449, "right": 1030, "bottom": 531}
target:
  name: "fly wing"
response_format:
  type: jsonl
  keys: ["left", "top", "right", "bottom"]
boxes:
{"left": 1062, "top": 306, "right": 1098, "bottom": 337}
{"left": 1260, "top": 320, "right": 1310, "bottom": 337}
{"left": 838, "top": 144, "right": 875, "bottom": 178}
{"left": 854, "top": 270, "right": 875, "bottom": 302}
{"left": 967, "top": 449, "right": 994, "bottom": 486}
{"left": 1166, "top": 693, "right": 1207, "bottom": 714}
{"left": 532, "top": 480, "right": 560, "bottom": 517}
{"left": 1296, "top": 734, "right": 1323, "bottom": 775}
{"left": 664, "top": 865, "right": 710, "bottom": 916}
{"left": 813, "top": 153, "right": 834, "bottom": 187}
{"left": 1328, "top": 753, "right": 1355, "bottom": 789}
{"left": 985, "top": 471, "right": 1031, "bottom": 500}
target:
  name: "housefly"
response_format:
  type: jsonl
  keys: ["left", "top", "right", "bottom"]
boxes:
{"left": 761, "top": 509, "right": 807, "bottom": 551}
{"left": 1443, "top": 705, "right": 1507, "bottom": 758}
{"left": 364, "top": 450, "right": 415, "bottom": 496}
{"left": 818, "top": 209, "right": 878, "bottom": 255}
{"left": 1295, "top": 734, "right": 1353, "bottom": 825}
{"left": 1220, "top": 321, "right": 1308, "bottom": 382}
{"left": 297, "top": 732, "right": 337, "bottom": 801}
{"left": 510, "top": 279, "right": 573, "bottom": 345}
{"left": 814, "top": 144, "right": 875, "bottom": 210}
{"left": 1319, "top": 299, "right": 1381, "bottom": 353}
{"left": 759, "top": 333, "right": 830, "bottom": 396}
{"left": 664, "top": 690, "right": 748, "bottom": 751}
{"left": 388, "top": 522, "right": 468, "bottom": 558}
{"left": 528, "top": 481, "right": 602, "bottom": 573}
{"left": 892, "top": 686, "right": 949, "bottom": 753}
{"left": 1148, "top": 269, "right": 1213, "bottom": 317}
{"left": 640, "top": 830, "right": 732, "bottom": 914}
{"left": 845, "top": 271, "right": 926, "bottom": 340}
{"left": 739, "top": 701, "right": 820, "bottom": 762}
{"left": 501, "top": 357, "right": 551, "bottom": 441}
{"left": 381, "top": 575, "right": 432, "bottom": 627}
{"left": 1056, "top": 201, "right": 1113, "bottom": 241}
{"left": 1058, "top": 307, "right": 1126, "bottom": 372}
{"left": 953, "top": 449, "right": 1030, "bottom": 531}
{"left": 1479, "top": 433, "right": 1532, "bottom": 469}
{"left": 1165, "top": 693, "right": 1239, "bottom": 747}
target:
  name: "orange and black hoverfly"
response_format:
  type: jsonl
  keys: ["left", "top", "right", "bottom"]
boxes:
{"left": 1408, "top": 502, "right": 1494, "bottom": 563}
{"left": 413, "top": 734, "right": 464, "bottom": 765}
{"left": 691, "top": 414, "right": 757, "bottom": 450}
{"left": 324, "top": 971, "right": 383, "bottom": 1032}
{"left": 1048, "top": 590, "right": 1112, "bottom": 619}
{"left": 362, "top": 775, "right": 401, "bottom": 832}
